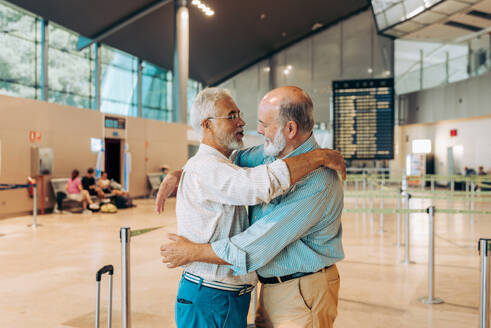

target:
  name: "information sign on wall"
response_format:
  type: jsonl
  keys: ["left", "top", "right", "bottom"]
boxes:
{"left": 333, "top": 78, "right": 394, "bottom": 160}
{"left": 29, "top": 131, "right": 42, "bottom": 143}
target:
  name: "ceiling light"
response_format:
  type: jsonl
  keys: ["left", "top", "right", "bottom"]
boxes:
{"left": 260, "top": 13, "right": 266, "bottom": 20}
{"left": 286, "top": 65, "right": 292, "bottom": 70}
{"left": 283, "top": 69, "right": 290, "bottom": 75}
{"left": 192, "top": 0, "right": 215, "bottom": 17}
{"left": 263, "top": 66, "right": 271, "bottom": 72}
{"left": 368, "top": 68, "right": 373, "bottom": 74}
{"left": 312, "top": 23, "right": 323, "bottom": 31}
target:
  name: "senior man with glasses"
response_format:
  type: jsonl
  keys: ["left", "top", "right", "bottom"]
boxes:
{"left": 161, "top": 87, "right": 345, "bottom": 328}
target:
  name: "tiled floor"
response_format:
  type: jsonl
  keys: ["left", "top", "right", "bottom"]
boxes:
{"left": 1, "top": 190, "right": 489, "bottom": 327}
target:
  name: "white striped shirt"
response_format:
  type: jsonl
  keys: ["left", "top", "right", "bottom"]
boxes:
{"left": 176, "top": 143, "right": 290, "bottom": 285}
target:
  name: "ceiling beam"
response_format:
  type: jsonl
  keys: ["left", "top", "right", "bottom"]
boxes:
{"left": 77, "top": 0, "right": 173, "bottom": 51}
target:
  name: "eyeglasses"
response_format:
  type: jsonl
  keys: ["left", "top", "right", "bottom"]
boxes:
{"left": 207, "top": 112, "right": 242, "bottom": 121}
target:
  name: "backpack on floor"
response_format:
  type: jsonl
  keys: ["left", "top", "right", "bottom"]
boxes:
{"left": 115, "top": 195, "right": 133, "bottom": 209}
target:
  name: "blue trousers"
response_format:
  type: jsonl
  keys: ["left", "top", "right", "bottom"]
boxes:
{"left": 175, "top": 276, "right": 251, "bottom": 328}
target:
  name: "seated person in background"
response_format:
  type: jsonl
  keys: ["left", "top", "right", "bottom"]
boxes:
{"left": 464, "top": 166, "right": 477, "bottom": 176}
{"left": 98, "top": 171, "right": 129, "bottom": 197}
{"left": 66, "top": 169, "right": 97, "bottom": 213}
{"left": 160, "top": 165, "right": 169, "bottom": 182}
{"left": 479, "top": 166, "right": 487, "bottom": 176}
{"left": 82, "top": 168, "right": 106, "bottom": 199}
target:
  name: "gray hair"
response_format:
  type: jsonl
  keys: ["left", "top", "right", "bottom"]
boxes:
{"left": 190, "top": 87, "right": 233, "bottom": 138}
{"left": 277, "top": 92, "right": 314, "bottom": 134}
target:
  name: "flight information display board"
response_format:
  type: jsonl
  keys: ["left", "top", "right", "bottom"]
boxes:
{"left": 333, "top": 78, "right": 394, "bottom": 160}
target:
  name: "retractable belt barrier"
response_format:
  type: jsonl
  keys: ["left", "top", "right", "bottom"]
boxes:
{"left": 346, "top": 174, "right": 491, "bottom": 184}
{"left": 344, "top": 192, "right": 491, "bottom": 202}
{"left": 344, "top": 207, "right": 491, "bottom": 215}
{"left": 0, "top": 182, "right": 39, "bottom": 228}
{"left": 0, "top": 183, "right": 33, "bottom": 190}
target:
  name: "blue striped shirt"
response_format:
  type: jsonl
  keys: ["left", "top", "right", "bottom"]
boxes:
{"left": 211, "top": 135, "right": 344, "bottom": 277}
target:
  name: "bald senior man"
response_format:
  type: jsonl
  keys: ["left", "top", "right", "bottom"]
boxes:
{"left": 159, "top": 87, "right": 345, "bottom": 328}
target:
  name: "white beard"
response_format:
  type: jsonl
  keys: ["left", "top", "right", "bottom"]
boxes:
{"left": 216, "top": 130, "right": 243, "bottom": 150}
{"left": 264, "top": 128, "right": 286, "bottom": 157}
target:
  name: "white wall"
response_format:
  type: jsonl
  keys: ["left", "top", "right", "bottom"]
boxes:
{"left": 395, "top": 115, "right": 491, "bottom": 176}
{"left": 400, "top": 70, "right": 491, "bottom": 124}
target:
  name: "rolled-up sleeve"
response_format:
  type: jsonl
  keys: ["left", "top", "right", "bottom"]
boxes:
{"left": 188, "top": 157, "right": 290, "bottom": 206}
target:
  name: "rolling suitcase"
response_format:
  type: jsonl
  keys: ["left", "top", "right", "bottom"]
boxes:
{"left": 95, "top": 265, "right": 114, "bottom": 328}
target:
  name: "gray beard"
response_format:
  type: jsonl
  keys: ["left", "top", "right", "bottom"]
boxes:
{"left": 217, "top": 132, "right": 243, "bottom": 151}
{"left": 264, "top": 128, "right": 286, "bottom": 157}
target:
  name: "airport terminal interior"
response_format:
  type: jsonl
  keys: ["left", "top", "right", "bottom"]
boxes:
{"left": 1, "top": 0, "right": 491, "bottom": 327}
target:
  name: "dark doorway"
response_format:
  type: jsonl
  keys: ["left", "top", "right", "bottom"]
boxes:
{"left": 105, "top": 138, "right": 121, "bottom": 183}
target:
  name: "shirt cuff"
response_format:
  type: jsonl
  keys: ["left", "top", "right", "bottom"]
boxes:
{"left": 211, "top": 238, "right": 248, "bottom": 275}
{"left": 268, "top": 159, "right": 291, "bottom": 190}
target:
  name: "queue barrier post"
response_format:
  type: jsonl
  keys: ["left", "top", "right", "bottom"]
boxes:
{"left": 363, "top": 173, "right": 367, "bottom": 210}
{"left": 379, "top": 178, "right": 385, "bottom": 233}
{"left": 479, "top": 238, "right": 491, "bottom": 328}
{"left": 419, "top": 206, "right": 443, "bottom": 304}
{"left": 471, "top": 181, "right": 476, "bottom": 224}
{"left": 354, "top": 177, "right": 359, "bottom": 208}
{"left": 120, "top": 227, "right": 131, "bottom": 328}
{"left": 370, "top": 179, "right": 374, "bottom": 221}
{"left": 397, "top": 193, "right": 402, "bottom": 247}
{"left": 32, "top": 184, "right": 37, "bottom": 228}
{"left": 403, "top": 192, "right": 414, "bottom": 264}
{"left": 27, "top": 183, "right": 42, "bottom": 229}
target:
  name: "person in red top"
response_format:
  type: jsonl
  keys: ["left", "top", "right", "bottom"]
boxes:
{"left": 65, "top": 169, "right": 96, "bottom": 214}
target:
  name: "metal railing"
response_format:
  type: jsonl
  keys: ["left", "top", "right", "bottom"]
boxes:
{"left": 396, "top": 46, "right": 491, "bottom": 95}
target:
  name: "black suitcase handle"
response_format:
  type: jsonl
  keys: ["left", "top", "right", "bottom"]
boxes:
{"left": 96, "top": 265, "right": 114, "bottom": 281}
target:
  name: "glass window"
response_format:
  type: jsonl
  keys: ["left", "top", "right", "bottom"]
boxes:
{"left": 0, "top": 1, "right": 40, "bottom": 99}
{"left": 100, "top": 45, "right": 138, "bottom": 117}
{"left": 385, "top": 3, "right": 405, "bottom": 27}
{"left": 48, "top": 23, "right": 94, "bottom": 109}
{"left": 0, "top": 0, "right": 204, "bottom": 124}
{"left": 141, "top": 61, "right": 172, "bottom": 121}
{"left": 187, "top": 79, "right": 201, "bottom": 124}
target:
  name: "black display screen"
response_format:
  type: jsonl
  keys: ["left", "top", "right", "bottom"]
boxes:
{"left": 333, "top": 78, "right": 394, "bottom": 160}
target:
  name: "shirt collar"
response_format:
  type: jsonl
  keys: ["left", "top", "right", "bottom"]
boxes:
{"left": 197, "top": 143, "right": 231, "bottom": 161}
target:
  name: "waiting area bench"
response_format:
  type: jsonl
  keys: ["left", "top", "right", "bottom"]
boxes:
{"left": 50, "top": 178, "right": 116, "bottom": 212}
{"left": 147, "top": 173, "right": 162, "bottom": 198}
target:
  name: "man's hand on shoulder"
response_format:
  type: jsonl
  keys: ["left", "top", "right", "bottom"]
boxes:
{"left": 318, "top": 148, "right": 346, "bottom": 180}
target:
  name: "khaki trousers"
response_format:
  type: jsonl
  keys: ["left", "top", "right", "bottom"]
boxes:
{"left": 255, "top": 265, "right": 340, "bottom": 328}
